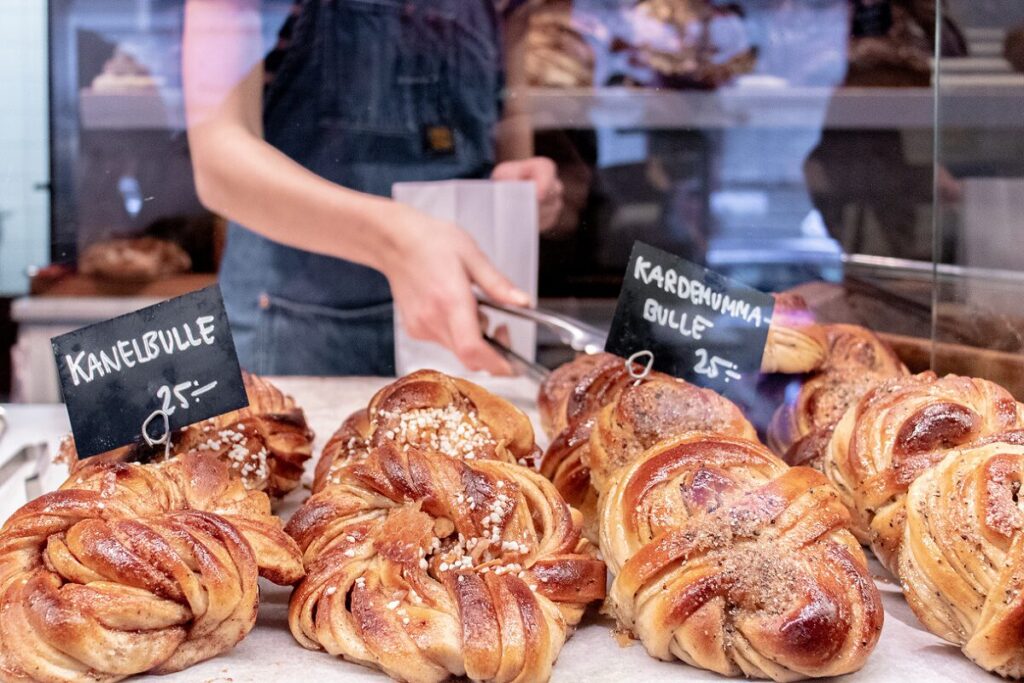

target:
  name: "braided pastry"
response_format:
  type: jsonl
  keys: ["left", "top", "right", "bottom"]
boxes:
{"left": 288, "top": 433, "right": 605, "bottom": 682}
{"left": 768, "top": 324, "right": 907, "bottom": 472}
{"left": 539, "top": 355, "right": 650, "bottom": 530}
{"left": 176, "top": 372, "right": 313, "bottom": 497}
{"left": 0, "top": 451, "right": 304, "bottom": 682}
{"left": 899, "top": 432, "right": 1024, "bottom": 677}
{"left": 760, "top": 293, "right": 828, "bottom": 375}
{"left": 312, "top": 408, "right": 371, "bottom": 494}
{"left": 599, "top": 432, "right": 882, "bottom": 681}
{"left": 542, "top": 366, "right": 755, "bottom": 540}
{"left": 541, "top": 297, "right": 823, "bottom": 443}
{"left": 312, "top": 370, "right": 540, "bottom": 494}
{"left": 60, "top": 372, "right": 313, "bottom": 499}
{"left": 822, "top": 372, "right": 1024, "bottom": 572}
{"left": 537, "top": 352, "right": 615, "bottom": 439}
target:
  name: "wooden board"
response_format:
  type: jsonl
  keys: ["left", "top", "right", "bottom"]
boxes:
{"left": 30, "top": 273, "right": 217, "bottom": 298}
{"left": 880, "top": 331, "right": 1024, "bottom": 400}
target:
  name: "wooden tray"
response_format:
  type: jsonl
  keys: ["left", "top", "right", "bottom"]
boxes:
{"left": 880, "top": 331, "right": 1024, "bottom": 400}
{"left": 30, "top": 272, "right": 217, "bottom": 298}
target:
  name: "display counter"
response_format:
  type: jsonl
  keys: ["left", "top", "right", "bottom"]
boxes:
{"left": 0, "top": 376, "right": 1002, "bottom": 682}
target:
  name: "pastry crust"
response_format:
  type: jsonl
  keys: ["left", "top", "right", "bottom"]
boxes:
{"left": 292, "top": 371, "right": 604, "bottom": 683}
{"left": 822, "top": 373, "right": 1024, "bottom": 572}
{"left": 0, "top": 451, "right": 303, "bottom": 682}
{"left": 599, "top": 432, "right": 882, "bottom": 680}
{"left": 537, "top": 352, "right": 615, "bottom": 439}
{"left": 60, "top": 372, "right": 314, "bottom": 500}
{"left": 899, "top": 431, "right": 1024, "bottom": 677}
{"left": 768, "top": 323, "right": 908, "bottom": 482}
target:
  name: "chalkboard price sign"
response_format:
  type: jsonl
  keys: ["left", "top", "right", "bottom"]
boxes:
{"left": 51, "top": 285, "right": 249, "bottom": 458}
{"left": 605, "top": 242, "right": 775, "bottom": 399}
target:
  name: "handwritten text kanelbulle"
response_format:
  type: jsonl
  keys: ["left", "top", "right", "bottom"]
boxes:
{"left": 64, "top": 316, "right": 217, "bottom": 386}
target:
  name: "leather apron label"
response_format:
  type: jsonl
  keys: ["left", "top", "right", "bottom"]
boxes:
{"left": 423, "top": 125, "right": 457, "bottom": 155}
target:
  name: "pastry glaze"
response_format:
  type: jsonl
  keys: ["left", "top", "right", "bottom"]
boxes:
{"left": 0, "top": 451, "right": 303, "bottom": 682}
{"left": 822, "top": 373, "right": 1024, "bottom": 572}
{"left": 60, "top": 372, "right": 314, "bottom": 500}
{"left": 900, "top": 432, "right": 1024, "bottom": 677}
{"left": 600, "top": 433, "right": 882, "bottom": 681}
{"left": 291, "top": 372, "right": 603, "bottom": 683}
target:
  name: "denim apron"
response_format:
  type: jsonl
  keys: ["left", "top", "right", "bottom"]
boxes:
{"left": 220, "top": 0, "right": 503, "bottom": 375}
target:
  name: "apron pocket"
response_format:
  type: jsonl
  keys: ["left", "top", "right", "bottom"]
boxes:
{"left": 256, "top": 293, "right": 395, "bottom": 376}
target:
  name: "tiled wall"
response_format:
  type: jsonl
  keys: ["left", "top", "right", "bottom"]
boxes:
{"left": 0, "top": 0, "right": 49, "bottom": 295}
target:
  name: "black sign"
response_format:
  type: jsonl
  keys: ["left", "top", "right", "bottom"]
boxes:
{"left": 51, "top": 285, "right": 248, "bottom": 458}
{"left": 605, "top": 242, "right": 775, "bottom": 399}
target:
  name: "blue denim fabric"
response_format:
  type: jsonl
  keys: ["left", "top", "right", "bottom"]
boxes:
{"left": 221, "top": 0, "right": 502, "bottom": 375}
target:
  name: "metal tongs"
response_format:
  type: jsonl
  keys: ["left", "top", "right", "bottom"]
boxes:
{"left": 478, "top": 298, "right": 608, "bottom": 382}
{"left": 0, "top": 443, "right": 47, "bottom": 503}
{"left": 0, "top": 407, "right": 48, "bottom": 503}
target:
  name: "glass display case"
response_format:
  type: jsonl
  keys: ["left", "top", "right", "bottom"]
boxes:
{"left": 51, "top": 0, "right": 203, "bottom": 269}
{"left": 3, "top": 0, "right": 1022, "bottom": 399}
{"left": 928, "top": 1, "right": 1024, "bottom": 395}
{"left": 532, "top": 0, "right": 1024, "bottom": 376}
{"left": 45, "top": 0, "right": 292, "bottom": 292}
{"left": 3, "top": 3, "right": 1024, "bottom": 682}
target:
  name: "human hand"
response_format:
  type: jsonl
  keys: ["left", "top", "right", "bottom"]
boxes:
{"left": 491, "top": 157, "right": 565, "bottom": 232}
{"left": 937, "top": 166, "right": 963, "bottom": 205}
{"left": 380, "top": 204, "right": 531, "bottom": 375}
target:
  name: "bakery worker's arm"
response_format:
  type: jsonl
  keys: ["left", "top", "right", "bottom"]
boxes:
{"left": 183, "top": 0, "right": 523, "bottom": 374}
{"left": 491, "top": 6, "right": 564, "bottom": 231}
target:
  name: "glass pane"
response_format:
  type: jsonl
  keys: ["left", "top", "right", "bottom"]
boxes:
{"left": 933, "top": 1, "right": 1024, "bottom": 396}
{"left": 6, "top": 5, "right": 1020, "bottom": 680}
{"left": 4, "top": 1, "right": 953, "bottom": 398}
{"left": 535, "top": 0, "right": 942, "bottom": 363}
{"left": 0, "top": 0, "right": 959, "bottom": 409}
{"left": 0, "top": 1, "right": 48, "bottom": 296}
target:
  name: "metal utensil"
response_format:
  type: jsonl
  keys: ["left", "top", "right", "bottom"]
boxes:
{"left": 477, "top": 299, "right": 608, "bottom": 354}
{"left": 21, "top": 443, "right": 49, "bottom": 501}
{"left": 0, "top": 442, "right": 45, "bottom": 494}
{"left": 842, "top": 253, "right": 1024, "bottom": 285}
{"left": 483, "top": 333, "right": 551, "bottom": 382}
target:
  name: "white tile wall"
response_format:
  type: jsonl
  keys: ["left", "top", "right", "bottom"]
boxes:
{"left": 0, "top": 0, "right": 49, "bottom": 295}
